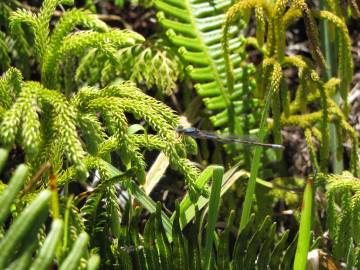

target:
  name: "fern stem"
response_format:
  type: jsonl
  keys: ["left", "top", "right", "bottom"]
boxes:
{"left": 222, "top": 24, "right": 238, "bottom": 136}
{"left": 239, "top": 86, "right": 272, "bottom": 230}
{"left": 49, "top": 173, "right": 60, "bottom": 219}
{"left": 319, "top": 83, "right": 330, "bottom": 172}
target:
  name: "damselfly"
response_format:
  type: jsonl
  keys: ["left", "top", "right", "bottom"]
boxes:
{"left": 176, "top": 126, "right": 285, "bottom": 150}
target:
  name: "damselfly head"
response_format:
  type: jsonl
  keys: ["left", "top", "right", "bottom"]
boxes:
{"left": 176, "top": 125, "right": 185, "bottom": 133}
{"left": 176, "top": 126, "right": 198, "bottom": 135}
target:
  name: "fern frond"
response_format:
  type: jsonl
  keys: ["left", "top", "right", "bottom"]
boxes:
{"left": 155, "top": 0, "right": 257, "bottom": 136}
{"left": 81, "top": 188, "right": 105, "bottom": 236}
{"left": 80, "top": 186, "right": 121, "bottom": 267}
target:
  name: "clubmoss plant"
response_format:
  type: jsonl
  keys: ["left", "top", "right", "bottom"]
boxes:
{"left": 0, "top": 0, "right": 202, "bottom": 195}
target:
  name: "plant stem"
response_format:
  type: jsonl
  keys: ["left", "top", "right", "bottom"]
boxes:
{"left": 319, "top": 0, "right": 343, "bottom": 173}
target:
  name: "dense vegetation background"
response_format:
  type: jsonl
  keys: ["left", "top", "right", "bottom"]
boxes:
{"left": 0, "top": 0, "right": 360, "bottom": 269}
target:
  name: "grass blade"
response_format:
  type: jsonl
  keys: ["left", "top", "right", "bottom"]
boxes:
{"left": 59, "top": 232, "right": 89, "bottom": 270}
{"left": 0, "top": 164, "right": 28, "bottom": 225}
{"left": 294, "top": 179, "right": 314, "bottom": 270}
{"left": 30, "top": 219, "right": 64, "bottom": 270}
{"left": 0, "top": 190, "right": 51, "bottom": 269}
{"left": 240, "top": 88, "right": 272, "bottom": 230}
{"left": 202, "top": 166, "right": 223, "bottom": 270}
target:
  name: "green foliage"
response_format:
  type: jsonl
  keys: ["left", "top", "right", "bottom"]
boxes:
{"left": 77, "top": 37, "right": 184, "bottom": 95}
{"left": 9, "top": 0, "right": 143, "bottom": 91}
{"left": 0, "top": 139, "right": 293, "bottom": 270}
{"left": 1, "top": 0, "right": 360, "bottom": 268}
{"left": 318, "top": 172, "right": 360, "bottom": 267}
{"left": 0, "top": 0, "right": 31, "bottom": 76}
{"left": 80, "top": 191, "right": 296, "bottom": 269}
{"left": 0, "top": 156, "right": 95, "bottom": 269}
{"left": 0, "top": 0, "right": 202, "bottom": 192}
{"left": 0, "top": 70, "right": 200, "bottom": 191}
{"left": 223, "top": 0, "right": 358, "bottom": 175}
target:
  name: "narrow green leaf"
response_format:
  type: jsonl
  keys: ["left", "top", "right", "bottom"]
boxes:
{"left": 0, "top": 164, "right": 28, "bottom": 225}
{"left": 59, "top": 232, "right": 90, "bottom": 270}
{"left": 240, "top": 88, "right": 273, "bottom": 230}
{"left": 232, "top": 214, "right": 255, "bottom": 270}
{"left": 244, "top": 216, "right": 272, "bottom": 269}
{"left": 6, "top": 243, "right": 35, "bottom": 270}
{"left": 257, "top": 223, "right": 276, "bottom": 269}
{"left": 175, "top": 165, "right": 244, "bottom": 230}
{"left": 171, "top": 202, "right": 188, "bottom": 270}
{"left": 0, "top": 190, "right": 51, "bottom": 269}
{"left": 345, "top": 239, "right": 355, "bottom": 270}
{"left": 280, "top": 233, "right": 298, "bottom": 269}
{"left": 294, "top": 179, "right": 314, "bottom": 270}
{"left": 155, "top": 203, "right": 171, "bottom": 270}
{"left": 269, "top": 230, "right": 289, "bottom": 269}
{"left": 186, "top": 206, "right": 201, "bottom": 270}
{"left": 130, "top": 226, "right": 147, "bottom": 269}
{"left": 143, "top": 215, "right": 161, "bottom": 270}
{"left": 30, "top": 219, "right": 64, "bottom": 270}
{"left": 118, "top": 249, "right": 133, "bottom": 269}
{"left": 203, "top": 166, "right": 223, "bottom": 270}
{"left": 217, "top": 210, "right": 235, "bottom": 269}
